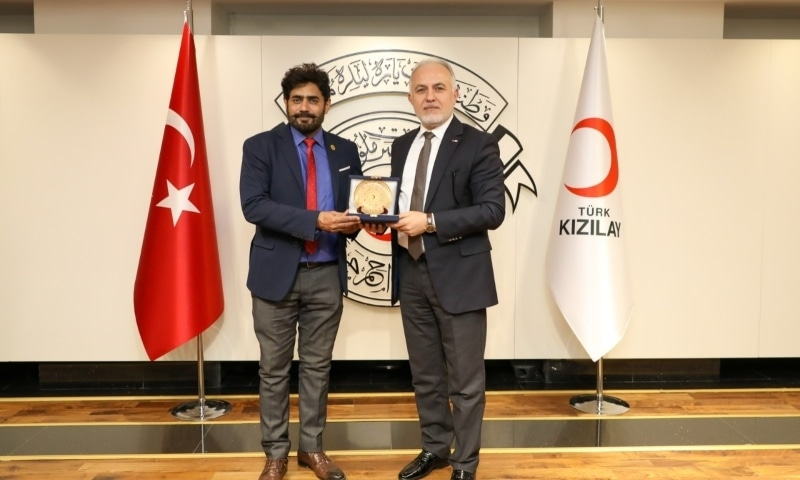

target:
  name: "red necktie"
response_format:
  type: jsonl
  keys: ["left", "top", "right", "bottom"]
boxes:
{"left": 304, "top": 138, "right": 318, "bottom": 255}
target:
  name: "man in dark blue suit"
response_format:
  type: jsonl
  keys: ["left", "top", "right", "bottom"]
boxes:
{"left": 389, "top": 59, "right": 506, "bottom": 480}
{"left": 240, "top": 63, "right": 362, "bottom": 480}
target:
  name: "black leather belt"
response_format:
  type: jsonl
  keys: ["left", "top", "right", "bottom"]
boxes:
{"left": 299, "top": 260, "right": 337, "bottom": 268}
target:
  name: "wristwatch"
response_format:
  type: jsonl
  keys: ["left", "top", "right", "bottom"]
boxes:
{"left": 425, "top": 213, "right": 436, "bottom": 233}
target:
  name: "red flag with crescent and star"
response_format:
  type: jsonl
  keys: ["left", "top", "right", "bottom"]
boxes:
{"left": 134, "top": 20, "right": 224, "bottom": 361}
{"left": 545, "top": 13, "right": 633, "bottom": 362}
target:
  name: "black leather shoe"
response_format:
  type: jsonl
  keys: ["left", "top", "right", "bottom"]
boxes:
{"left": 450, "top": 471, "right": 475, "bottom": 480}
{"left": 398, "top": 451, "right": 448, "bottom": 480}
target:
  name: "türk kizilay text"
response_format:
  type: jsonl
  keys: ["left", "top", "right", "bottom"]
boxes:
{"left": 557, "top": 206, "right": 621, "bottom": 237}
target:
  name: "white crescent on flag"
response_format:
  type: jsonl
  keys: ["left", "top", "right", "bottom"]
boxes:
{"left": 166, "top": 108, "right": 196, "bottom": 166}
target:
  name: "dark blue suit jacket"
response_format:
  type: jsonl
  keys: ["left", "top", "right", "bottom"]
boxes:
{"left": 240, "top": 123, "right": 362, "bottom": 301}
{"left": 390, "top": 117, "right": 506, "bottom": 314}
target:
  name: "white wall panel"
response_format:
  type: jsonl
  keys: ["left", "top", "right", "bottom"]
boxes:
{"left": 0, "top": 34, "right": 262, "bottom": 361}
{"left": 760, "top": 41, "right": 800, "bottom": 356}
{"left": 1, "top": 34, "right": 799, "bottom": 361}
{"left": 517, "top": 38, "right": 769, "bottom": 359}
{"left": 606, "top": 39, "right": 768, "bottom": 358}
{"left": 254, "top": 37, "right": 521, "bottom": 360}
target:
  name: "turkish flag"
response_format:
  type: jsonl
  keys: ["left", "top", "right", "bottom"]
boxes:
{"left": 134, "top": 21, "right": 224, "bottom": 361}
{"left": 545, "top": 14, "right": 633, "bottom": 362}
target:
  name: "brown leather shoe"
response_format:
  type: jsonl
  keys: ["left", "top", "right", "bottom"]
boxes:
{"left": 297, "top": 450, "right": 346, "bottom": 480}
{"left": 258, "top": 458, "right": 288, "bottom": 480}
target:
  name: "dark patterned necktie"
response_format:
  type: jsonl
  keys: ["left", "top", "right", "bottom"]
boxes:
{"left": 408, "top": 131, "right": 433, "bottom": 260}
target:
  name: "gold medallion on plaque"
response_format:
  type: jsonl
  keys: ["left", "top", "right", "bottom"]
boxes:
{"left": 353, "top": 179, "right": 392, "bottom": 215}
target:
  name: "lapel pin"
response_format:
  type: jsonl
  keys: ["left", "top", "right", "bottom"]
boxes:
{"left": 330, "top": 144, "right": 336, "bottom": 151}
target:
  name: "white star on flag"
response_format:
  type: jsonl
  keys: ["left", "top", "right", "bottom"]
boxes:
{"left": 156, "top": 180, "right": 199, "bottom": 226}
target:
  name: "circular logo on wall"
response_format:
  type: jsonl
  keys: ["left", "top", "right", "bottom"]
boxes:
{"left": 275, "top": 50, "right": 536, "bottom": 306}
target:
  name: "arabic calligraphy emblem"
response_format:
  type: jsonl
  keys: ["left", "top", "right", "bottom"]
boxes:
{"left": 275, "top": 50, "right": 536, "bottom": 306}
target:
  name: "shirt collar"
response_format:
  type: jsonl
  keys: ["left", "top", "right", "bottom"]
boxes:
{"left": 417, "top": 114, "right": 454, "bottom": 141}
{"left": 290, "top": 126, "right": 325, "bottom": 148}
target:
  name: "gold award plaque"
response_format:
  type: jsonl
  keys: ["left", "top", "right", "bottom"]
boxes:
{"left": 354, "top": 179, "right": 392, "bottom": 215}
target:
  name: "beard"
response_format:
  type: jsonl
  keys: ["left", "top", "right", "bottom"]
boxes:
{"left": 288, "top": 111, "right": 325, "bottom": 134}
{"left": 417, "top": 109, "right": 449, "bottom": 129}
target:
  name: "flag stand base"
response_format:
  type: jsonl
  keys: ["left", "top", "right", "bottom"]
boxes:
{"left": 570, "top": 393, "right": 629, "bottom": 415}
{"left": 170, "top": 334, "right": 232, "bottom": 421}
{"left": 569, "top": 357, "right": 629, "bottom": 415}
{"left": 171, "top": 398, "right": 231, "bottom": 420}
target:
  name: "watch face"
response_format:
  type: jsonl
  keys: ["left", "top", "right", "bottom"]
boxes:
{"left": 425, "top": 224, "right": 435, "bottom": 233}
{"left": 353, "top": 179, "right": 392, "bottom": 215}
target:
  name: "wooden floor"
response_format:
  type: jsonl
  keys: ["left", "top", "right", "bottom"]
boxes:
{"left": 3, "top": 389, "right": 800, "bottom": 479}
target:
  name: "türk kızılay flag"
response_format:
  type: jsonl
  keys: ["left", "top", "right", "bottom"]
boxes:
{"left": 545, "top": 14, "right": 633, "bottom": 362}
{"left": 134, "top": 20, "right": 224, "bottom": 361}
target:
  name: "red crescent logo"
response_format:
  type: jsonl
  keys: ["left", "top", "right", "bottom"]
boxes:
{"left": 565, "top": 117, "right": 618, "bottom": 198}
{"left": 367, "top": 229, "right": 392, "bottom": 242}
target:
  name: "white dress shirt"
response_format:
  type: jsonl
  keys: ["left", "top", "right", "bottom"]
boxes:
{"left": 397, "top": 115, "right": 453, "bottom": 250}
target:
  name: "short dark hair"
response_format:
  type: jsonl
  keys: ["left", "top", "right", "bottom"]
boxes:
{"left": 281, "top": 63, "right": 331, "bottom": 101}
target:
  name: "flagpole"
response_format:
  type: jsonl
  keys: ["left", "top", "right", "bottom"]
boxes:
{"left": 171, "top": 334, "right": 231, "bottom": 420}
{"left": 184, "top": 0, "right": 193, "bottom": 30}
{"left": 166, "top": 0, "right": 231, "bottom": 421}
{"left": 566, "top": 1, "right": 629, "bottom": 416}
{"left": 569, "top": 358, "right": 629, "bottom": 415}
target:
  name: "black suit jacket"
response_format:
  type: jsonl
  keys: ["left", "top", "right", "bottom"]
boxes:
{"left": 240, "top": 123, "right": 362, "bottom": 301}
{"left": 390, "top": 117, "right": 506, "bottom": 314}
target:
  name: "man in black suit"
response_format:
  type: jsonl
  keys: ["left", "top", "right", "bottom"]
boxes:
{"left": 240, "top": 63, "right": 362, "bottom": 480}
{"left": 389, "top": 59, "right": 506, "bottom": 480}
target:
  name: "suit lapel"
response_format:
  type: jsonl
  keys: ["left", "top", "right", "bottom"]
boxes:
{"left": 322, "top": 131, "right": 343, "bottom": 201}
{"left": 426, "top": 118, "right": 464, "bottom": 210}
{"left": 277, "top": 124, "right": 305, "bottom": 192}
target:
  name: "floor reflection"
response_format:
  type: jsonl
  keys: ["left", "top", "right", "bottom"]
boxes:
{"left": 5, "top": 416, "right": 800, "bottom": 457}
